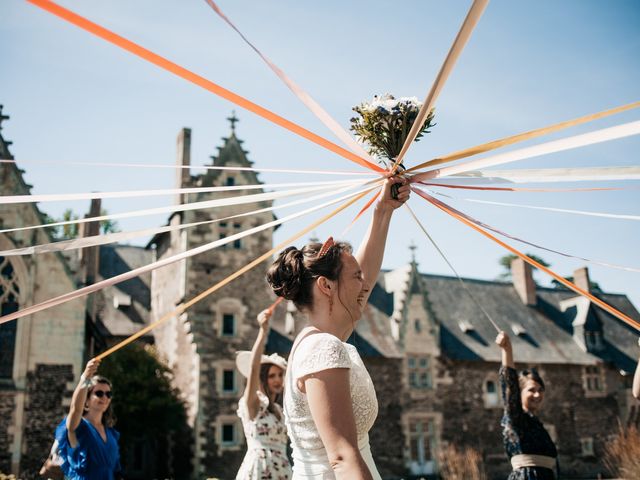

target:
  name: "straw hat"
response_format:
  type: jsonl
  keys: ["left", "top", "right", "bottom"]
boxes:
{"left": 235, "top": 351, "right": 288, "bottom": 378}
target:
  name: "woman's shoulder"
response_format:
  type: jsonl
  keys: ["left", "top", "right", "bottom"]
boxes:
{"left": 294, "top": 331, "right": 351, "bottom": 377}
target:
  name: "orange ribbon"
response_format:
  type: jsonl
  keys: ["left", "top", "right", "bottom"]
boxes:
{"left": 26, "top": 0, "right": 384, "bottom": 174}
{"left": 413, "top": 187, "right": 640, "bottom": 332}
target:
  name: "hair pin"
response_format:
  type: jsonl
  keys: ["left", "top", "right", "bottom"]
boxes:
{"left": 317, "top": 236, "right": 335, "bottom": 258}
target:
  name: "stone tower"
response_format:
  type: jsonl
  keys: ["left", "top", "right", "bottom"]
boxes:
{"left": 150, "top": 114, "right": 278, "bottom": 478}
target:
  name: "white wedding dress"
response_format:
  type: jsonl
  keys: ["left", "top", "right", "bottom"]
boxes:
{"left": 284, "top": 332, "right": 381, "bottom": 479}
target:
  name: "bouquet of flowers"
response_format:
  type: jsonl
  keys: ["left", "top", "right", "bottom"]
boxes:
{"left": 350, "top": 94, "right": 435, "bottom": 169}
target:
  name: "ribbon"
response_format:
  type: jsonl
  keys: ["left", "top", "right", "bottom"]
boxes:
{"left": 413, "top": 187, "right": 640, "bottom": 331}
{"left": 414, "top": 187, "right": 640, "bottom": 273}
{"left": 404, "top": 203, "right": 501, "bottom": 332}
{"left": 419, "top": 182, "right": 631, "bottom": 193}
{"left": 0, "top": 159, "right": 375, "bottom": 177}
{"left": 406, "top": 101, "right": 640, "bottom": 173}
{"left": 0, "top": 181, "right": 365, "bottom": 256}
{"left": 413, "top": 121, "right": 640, "bottom": 181}
{"left": 0, "top": 178, "right": 376, "bottom": 205}
{"left": 439, "top": 196, "right": 640, "bottom": 222}
{"left": 417, "top": 165, "right": 640, "bottom": 185}
{"left": 391, "top": 0, "right": 489, "bottom": 172}
{"left": 0, "top": 182, "right": 381, "bottom": 326}
{"left": 0, "top": 181, "right": 367, "bottom": 235}
{"left": 26, "top": 0, "right": 384, "bottom": 174}
{"left": 93, "top": 188, "right": 374, "bottom": 360}
{"left": 203, "top": 0, "right": 376, "bottom": 164}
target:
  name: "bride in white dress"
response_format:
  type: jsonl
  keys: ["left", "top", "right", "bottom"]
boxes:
{"left": 267, "top": 178, "right": 409, "bottom": 480}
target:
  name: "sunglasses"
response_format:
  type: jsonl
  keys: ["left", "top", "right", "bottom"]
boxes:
{"left": 93, "top": 390, "right": 113, "bottom": 399}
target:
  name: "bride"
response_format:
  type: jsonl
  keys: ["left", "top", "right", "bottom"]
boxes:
{"left": 266, "top": 177, "right": 409, "bottom": 479}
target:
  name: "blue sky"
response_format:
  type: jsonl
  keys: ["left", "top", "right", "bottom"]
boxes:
{"left": 2, "top": 1, "right": 639, "bottom": 310}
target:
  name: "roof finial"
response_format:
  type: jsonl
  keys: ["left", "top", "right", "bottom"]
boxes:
{"left": 227, "top": 110, "right": 239, "bottom": 134}
{"left": 409, "top": 240, "right": 417, "bottom": 263}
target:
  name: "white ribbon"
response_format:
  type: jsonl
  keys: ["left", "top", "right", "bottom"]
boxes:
{"left": 203, "top": 0, "right": 377, "bottom": 164}
{"left": 1, "top": 159, "right": 374, "bottom": 176}
{"left": 0, "top": 182, "right": 365, "bottom": 256}
{"left": 415, "top": 121, "right": 640, "bottom": 180}
{"left": 0, "top": 180, "right": 369, "bottom": 234}
{"left": 420, "top": 166, "right": 640, "bottom": 185}
{"left": 442, "top": 196, "right": 640, "bottom": 221}
{"left": 0, "top": 181, "right": 382, "bottom": 325}
{"left": 393, "top": 0, "right": 489, "bottom": 168}
{"left": 0, "top": 178, "right": 376, "bottom": 205}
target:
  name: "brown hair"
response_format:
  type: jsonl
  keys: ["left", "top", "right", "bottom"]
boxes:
{"left": 259, "top": 363, "right": 283, "bottom": 419}
{"left": 84, "top": 375, "right": 116, "bottom": 427}
{"left": 518, "top": 368, "right": 545, "bottom": 392}
{"left": 266, "top": 241, "right": 352, "bottom": 310}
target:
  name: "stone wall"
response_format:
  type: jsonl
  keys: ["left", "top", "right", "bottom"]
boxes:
{"left": 366, "top": 357, "right": 406, "bottom": 479}
{"left": 20, "top": 364, "right": 73, "bottom": 479}
{"left": 0, "top": 390, "right": 15, "bottom": 474}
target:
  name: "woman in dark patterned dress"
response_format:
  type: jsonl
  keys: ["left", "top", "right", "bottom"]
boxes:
{"left": 495, "top": 331, "right": 558, "bottom": 479}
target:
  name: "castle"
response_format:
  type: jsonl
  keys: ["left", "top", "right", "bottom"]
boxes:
{"left": 1, "top": 108, "right": 639, "bottom": 479}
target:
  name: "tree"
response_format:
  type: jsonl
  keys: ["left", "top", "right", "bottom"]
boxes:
{"left": 42, "top": 208, "right": 120, "bottom": 240}
{"left": 498, "top": 253, "right": 550, "bottom": 280}
{"left": 551, "top": 276, "right": 601, "bottom": 291}
{"left": 100, "top": 344, "right": 192, "bottom": 479}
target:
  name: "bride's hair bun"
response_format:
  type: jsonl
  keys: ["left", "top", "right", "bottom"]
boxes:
{"left": 267, "top": 247, "right": 306, "bottom": 303}
{"left": 266, "top": 241, "right": 352, "bottom": 311}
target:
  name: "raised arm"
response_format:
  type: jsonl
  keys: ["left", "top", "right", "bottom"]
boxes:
{"left": 242, "top": 309, "right": 271, "bottom": 419}
{"left": 495, "top": 330, "right": 514, "bottom": 369}
{"left": 495, "top": 331, "right": 522, "bottom": 420}
{"left": 66, "top": 358, "right": 100, "bottom": 448}
{"left": 305, "top": 368, "right": 373, "bottom": 480}
{"left": 355, "top": 177, "right": 409, "bottom": 303}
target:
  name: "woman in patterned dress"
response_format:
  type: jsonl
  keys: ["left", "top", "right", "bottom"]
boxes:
{"left": 495, "top": 331, "right": 558, "bottom": 479}
{"left": 235, "top": 308, "right": 292, "bottom": 480}
{"left": 267, "top": 177, "right": 409, "bottom": 480}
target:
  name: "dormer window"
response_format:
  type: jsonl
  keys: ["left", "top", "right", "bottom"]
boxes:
{"left": 226, "top": 177, "right": 235, "bottom": 186}
{"left": 585, "top": 331, "right": 604, "bottom": 351}
{"left": 583, "top": 365, "right": 605, "bottom": 397}
{"left": 511, "top": 323, "right": 527, "bottom": 336}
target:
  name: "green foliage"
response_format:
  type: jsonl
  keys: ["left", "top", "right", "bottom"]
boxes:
{"left": 350, "top": 94, "right": 435, "bottom": 164}
{"left": 100, "top": 344, "right": 192, "bottom": 478}
{"left": 498, "top": 253, "right": 550, "bottom": 280}
{"left": 42, "top": 208, "right": 120, "bottom": 240}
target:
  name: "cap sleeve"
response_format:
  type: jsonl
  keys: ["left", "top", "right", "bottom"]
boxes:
{"left": 293, "top": 333, "right": 351, "bottom": 380}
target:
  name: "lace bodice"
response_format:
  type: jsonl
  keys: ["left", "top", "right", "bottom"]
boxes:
{"left": 284, "top": 332, "right": 378, "bottom": 452}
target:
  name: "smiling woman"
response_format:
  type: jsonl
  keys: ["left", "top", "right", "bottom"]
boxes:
{"left": 54, "top": 358, "right": 122, "bottom": 480}
{"left": 495, "top": 331, "right": 558, "bottom": 480}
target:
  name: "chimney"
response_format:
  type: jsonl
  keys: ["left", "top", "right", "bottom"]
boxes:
{"left": 81, "top": 198, "right": 101, "bottom": 286}
{"left": 573, "top": 267, "right": 591, "bottom": 293}
{"left": 511, "top": 258, "right": 536, "bottom": 306}
{"left": 176, "top": 128, "right": 191, "bottom": 204}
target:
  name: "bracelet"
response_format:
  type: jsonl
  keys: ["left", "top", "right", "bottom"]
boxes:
{"left": 79, "top": 375, "right": 93, "bottom": 389}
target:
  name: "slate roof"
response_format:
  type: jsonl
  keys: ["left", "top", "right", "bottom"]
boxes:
{"left": 95, "top": 244, "right": 153, "bottom": 337}
{"left": 382, "top": 264, "right": 639, "bottom": 371}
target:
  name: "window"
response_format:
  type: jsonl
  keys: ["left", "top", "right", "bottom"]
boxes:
{"left": 0, "top": 256, "right": 19, "bottom": 379}
{"left": 407, "top": 418, "right": 436, "bottom": 475}
{"left": 221, "top": 423, "right": 236, "bottom": 445}
{"left": 219, "top": 221, "right": 228, "bottom": 228}
{"left": 584, "top": 365, "right": 605, "bottom": 394}
{"left": 484, "top": 379, "right": 500, "bottom": 408}
{"left": 586, "top": 331, "right": 604, "bottom": 351}
{"left": 580, "top": 437, "right": 594, "bottom": 456}
{"left": 222, "top": 369, "right": 236, "bottom": 393}
{"left": 407, "top": 356, "right": 431, "bottom": 389}
{"left": 226, "top": 177, "right": 235, "bottom": 186}
{"left": 233, "top": 239, "right": 242, "bottom": 249}
{"left": 233, "top": 223, "right": 241, "bottom": 229}
{"left": 414, "top": 319, "right": 421, "bottom": 333}
{"left": 222, "top": 313, "right": 235, "bottom": 336}
{"left": 219, "top": 232, "right": 227, "bottom": 249}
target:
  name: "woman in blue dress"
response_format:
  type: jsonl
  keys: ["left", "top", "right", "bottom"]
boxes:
{"left": 495, "top": 331, "right": 558, "bottom": 480}
{"left": 56, "top": 358, "right": 122, "bottom": 480}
